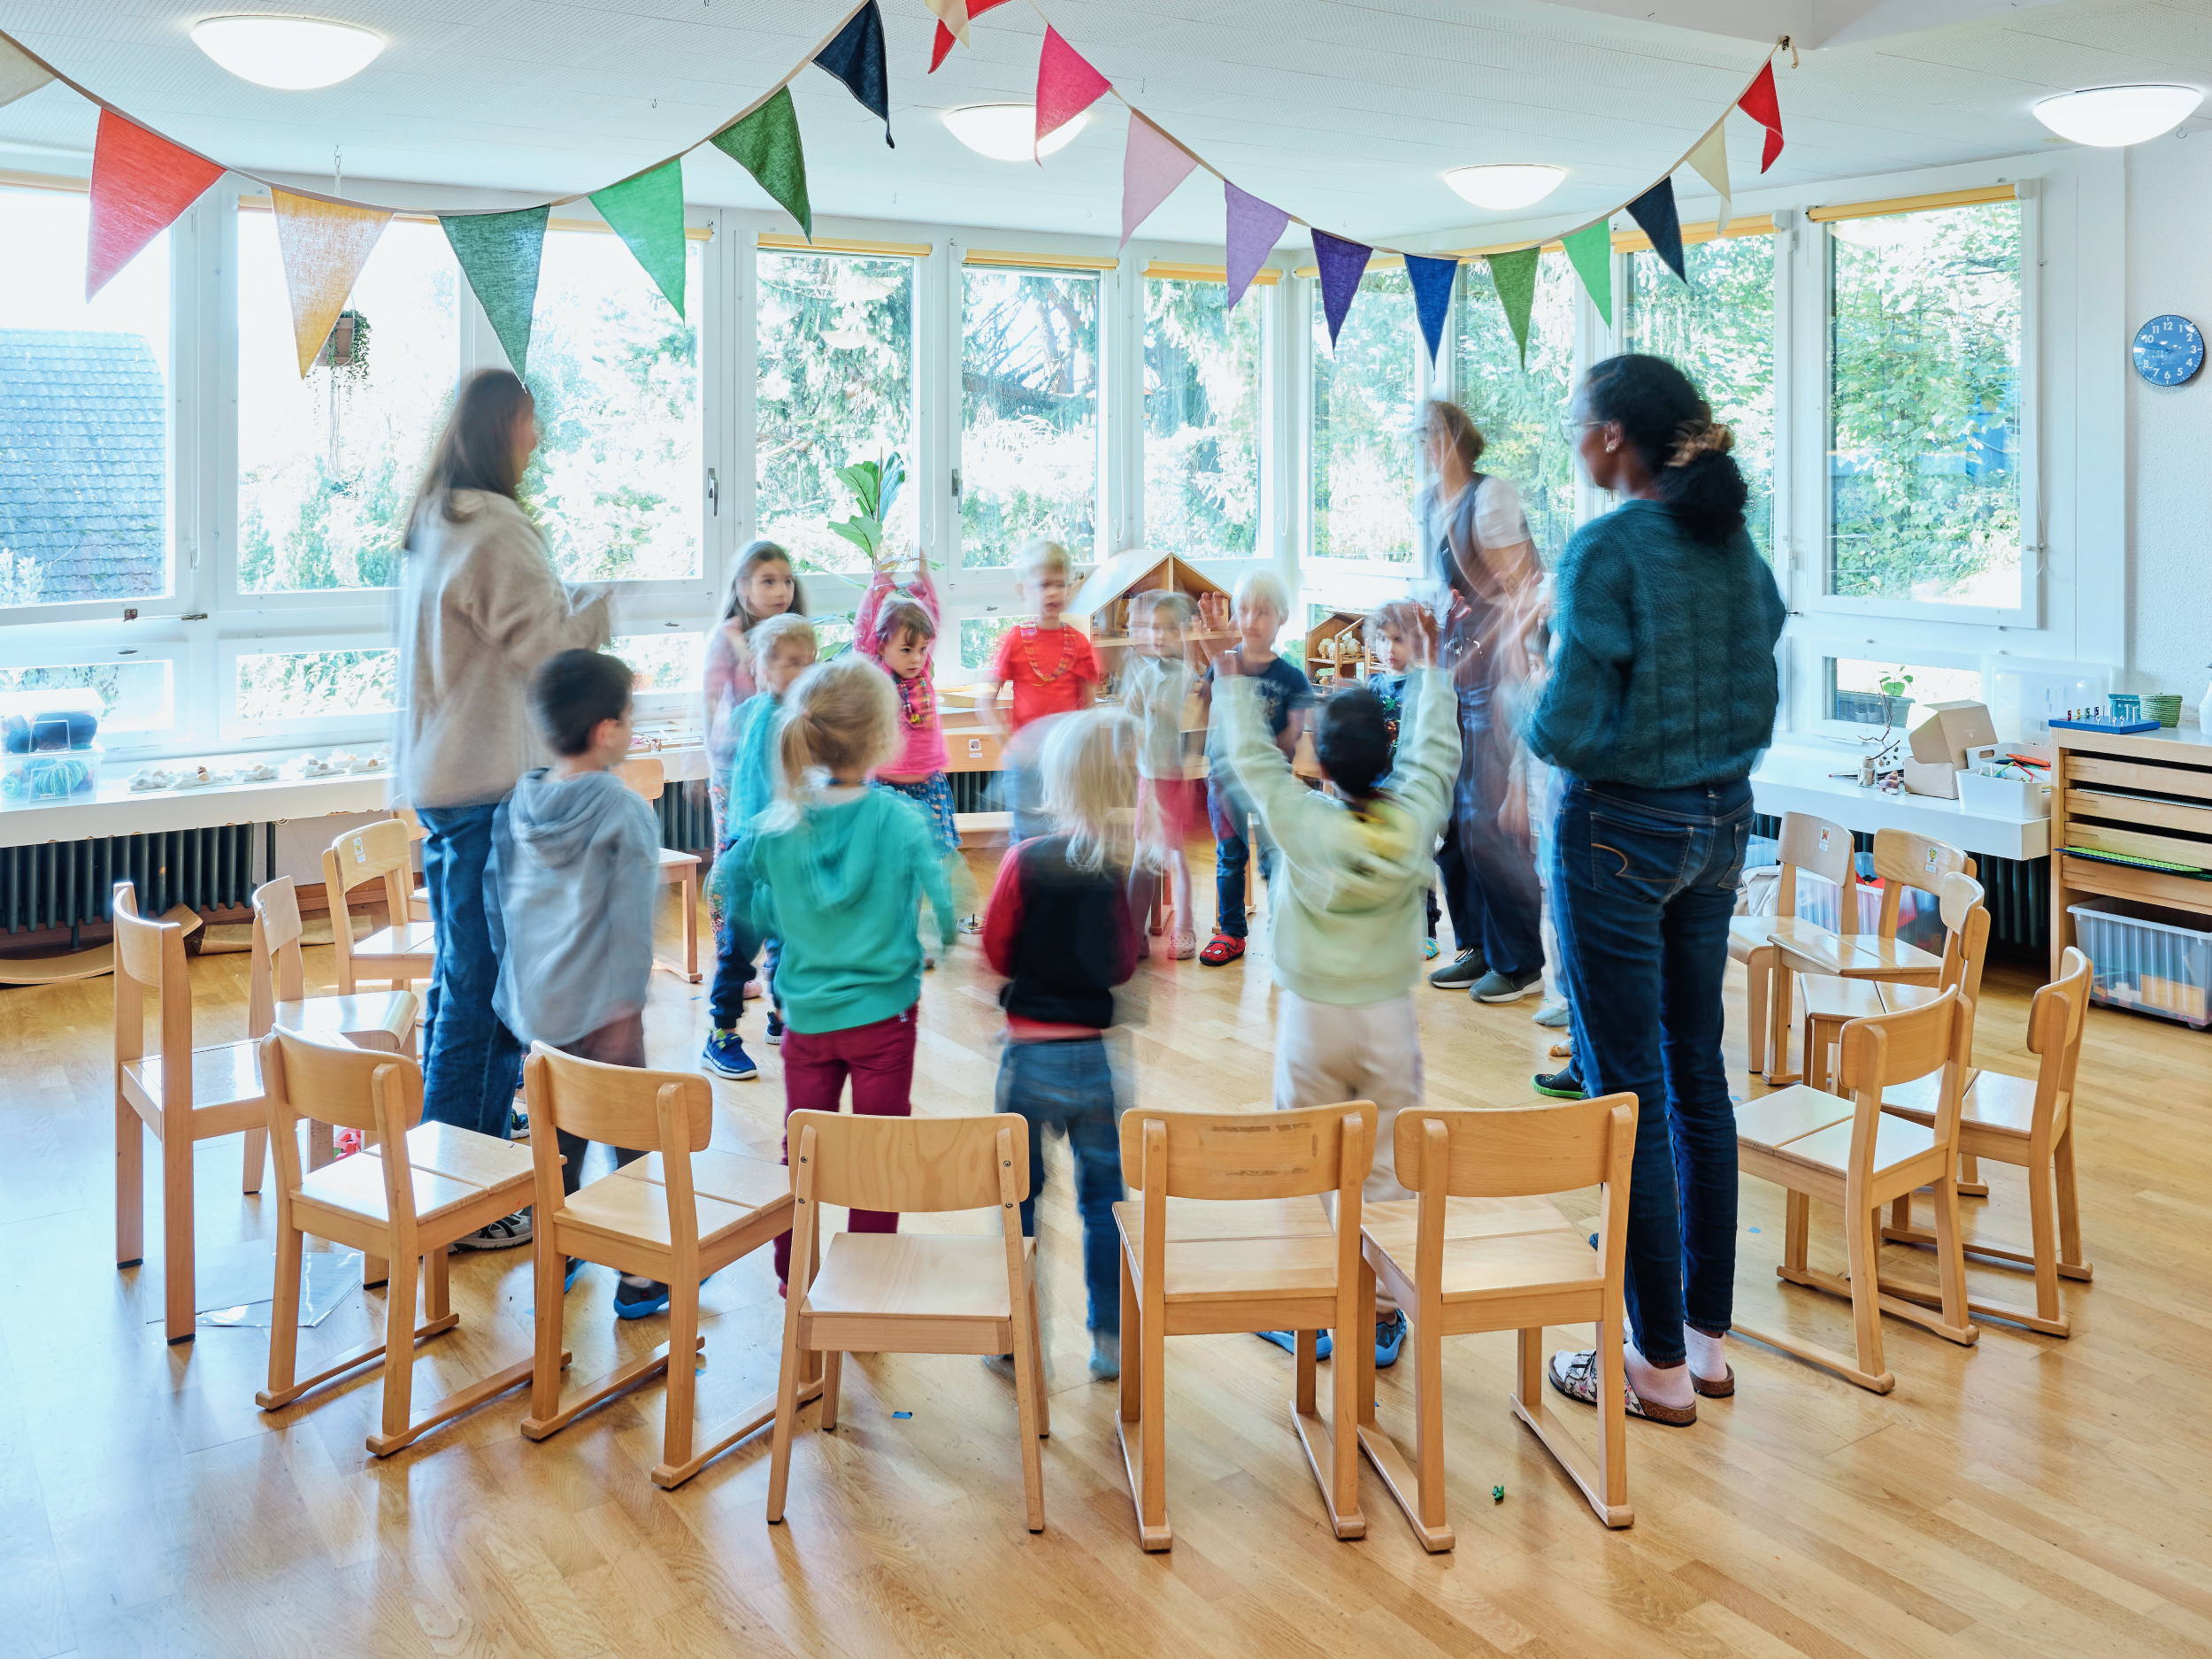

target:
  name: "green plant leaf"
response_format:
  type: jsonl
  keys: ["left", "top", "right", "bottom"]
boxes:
{"left": 828, "top": 518, "right": 879, "bottom": 554}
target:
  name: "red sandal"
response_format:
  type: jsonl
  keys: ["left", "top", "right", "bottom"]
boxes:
{"left": 1199, "top": 932, "right": 1245, "bottom": 965}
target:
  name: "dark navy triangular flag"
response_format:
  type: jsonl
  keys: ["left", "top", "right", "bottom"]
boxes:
{"left": 1625, "top": 177, "right": 1686, "bottom": 285}
{"left": 816, "top": 0, "right": 893, "bottom": 147}
{"left": 1403, "top": 253, "right": 1457, "bottom": 365}
{"left": 1312, "top": 229, "right": 1371, "bottom": 347}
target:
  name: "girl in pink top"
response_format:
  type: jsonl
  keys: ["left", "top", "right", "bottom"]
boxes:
{"left": 856, "top": 551, "right": 958, "bottom": 856}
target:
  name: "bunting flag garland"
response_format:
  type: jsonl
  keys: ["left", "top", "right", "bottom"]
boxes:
{"left": 930, "top": 0, "right": 1012, "bottom": 72}
{"left": 922, "top": 0, "right": 970, "bottom": 50}
{"left": 442, "top": 205, "right": 549, "bottom": 378}
{"left": 1685, "top": 122, "right": 1732, "bottom": 233}
{"left": 1624, "top": 177, "right": 1686, "bottom": 286}
{"left": 1035, "top": 27, "right": 1111, "bottom": 162}
{"left": 1404, "top": 254, "right": 1456, "bottom": 365}
{"left": 1224, "top": 182, "right": 1290, "bottom": 309}
{"left": 86, "top": 111, "right": 226, "bottom": 300}
{"left": 1485, "top": 247, "right": 1541, "bottom": 368}
{"left": 1562, "top": 221, "right": 1613, "bottom": 330}
{"left": 273, "top": 189, "right": 392, "bottom": 377}
{"left": 1311, "top": 228, "right": 1371, "bottom": 347}
{"left": 815, "top": 0, "right": 893, "bottom": 148}
{"left": 0, "top": 35, "right": 52, "bottom": 110}
{"left": 1120, "top": 114, "right": 1196, "bottom": 248}
{"left": 711, "top": 86, "right": 811, "bottom": 238}
{"left": 1738, "top": 61, "right": 1785, "bottom": 172}
{"left": 590, "top": 160, "right": 687, "bottom": 319}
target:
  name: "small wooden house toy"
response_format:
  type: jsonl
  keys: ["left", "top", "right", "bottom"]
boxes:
{"left": 1305, "top": 611, "right": 1376, "bottom": 689}
{"left": 1069, "top": 549, "right": 1234, "bottom": 695}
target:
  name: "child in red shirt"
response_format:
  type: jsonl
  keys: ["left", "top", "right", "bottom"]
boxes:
{"left": 978, "top": 538, "right": 1100, "bottom": 841}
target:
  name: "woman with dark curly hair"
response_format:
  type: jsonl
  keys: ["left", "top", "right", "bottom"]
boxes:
{"left": 1520, "top": 353, "right": 1786, "bottom": 1426}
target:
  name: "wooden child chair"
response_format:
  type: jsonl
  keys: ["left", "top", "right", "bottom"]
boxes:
{"left": 322, "top": 818, "right": 435, "bottom": 996}
{"left": 394, "top": 806, "right": 431, "bottom": 924}
{"left": 1733, "top": 987, "right": 1978, "bottom": 1393}
{"left": 617, "top": 757, "right": 702, "bottom": 984}
{"left": 112, "top": 883, "right": 273, "bottom": 1343}
{"left": 1880, "top": 948, "right": 2093, "bottom": 1336}
{"left": 1798, "top": 872, "right": 1988, "bottom": 1100}
{"left": 1356, "top": 1094, "right": 1638, "bottom": 1548}
{"left": 253, "top": 1028, "right": 543, "bottom": 1455}
{"left": 518, "top": 1042, "right": 801, "bottom": 1488}
{"left": 1731, "top": 810, "right": 1855, "bottom": 1079}
{"left": 250, "top": 877, "right": 418, "bottom": 1060}
{"left": 767, "top": 1110, "right": 1048, "bottom": 1534}
{"left": 1114, "top": 1101, "right": 1377, "bottom": 1552}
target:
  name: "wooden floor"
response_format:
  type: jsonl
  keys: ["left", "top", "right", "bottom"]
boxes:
{"left": 5, "top": 847, "right": 2212, "bottom": 1659}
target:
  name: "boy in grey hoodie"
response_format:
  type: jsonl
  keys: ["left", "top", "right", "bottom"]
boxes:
{"left": 489, "top": 649, "right": 671, "bottom": 1318}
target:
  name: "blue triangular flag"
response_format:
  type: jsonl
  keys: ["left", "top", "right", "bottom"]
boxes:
{"left": 816, "top": 0, "right": 893, "bottom": 148}
{"left": 1404, "top": 254, "right": 1456, "bottom": 365}
{"left": 1625, "top": 177, "right": 1686, "bottom": 285}
{"left": 1312, "top": 229, "right": 1371, "bottom": 347}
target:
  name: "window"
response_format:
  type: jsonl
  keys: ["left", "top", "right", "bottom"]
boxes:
{"left": 959, "top": 614, "right": 1017, "bottom": 673}
{"left": 0, "top": 660, "right": 173, "bottom": 733}
{"left": 237, "top": 211, "right": 458, "bottom": 594}
{"left": 1455, "top": 253, "right": 1579, "bottom": 563}
{"left": 1828, "top": 200, "right": 2022, "bottom": 608}
{"left": 1826, "top": 657, "right": 1983, "bottom": 727}
{"left": 1144, "top": 276, "right": 1260, "bottom": 556}
{"left": 0, "top": 186, "right": 172, "bottom": 610}
{"left": 757, "top": 250, "right": 915, "bottom": 576}
{"left": 234, "top": 647, "right": 397, "bottom": 724}
{"left": 961, "top": 266, "right": 1099, "bottom": 567}
{"left": 527, "top": 226, "right": 703, "bottom": 583}
{"left": 1623, "top": 233, "right": 1777, "bottom": 559}
{"left": 1311, "top": 267, "right": 1417, "bottom": 561}
{"left": 611, "top": 631, "right": 703, "bottom": 695}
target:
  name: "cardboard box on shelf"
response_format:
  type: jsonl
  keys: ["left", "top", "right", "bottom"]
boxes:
{"left": 1902, "top": 700, "right": 1998, "bottom": 798}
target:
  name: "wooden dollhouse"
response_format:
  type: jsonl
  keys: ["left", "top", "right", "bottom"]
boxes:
{"left": 1304, "top": 610, "right": 1378, "bottom": 690}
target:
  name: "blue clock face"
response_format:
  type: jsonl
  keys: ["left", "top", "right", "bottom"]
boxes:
{"left": 2133, "top": 313, "right": 2204, "bottom": 386}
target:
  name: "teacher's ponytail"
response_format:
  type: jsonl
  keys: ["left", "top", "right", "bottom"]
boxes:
{"left": 1581, "top": 354, "right": 1748, "bottom": 548}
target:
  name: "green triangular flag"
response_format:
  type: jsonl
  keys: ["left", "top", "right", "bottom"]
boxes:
{"left": 711, "top": 87, "right": 810, "bottom": 240}
{"left": 442, "top": 205, "right": 549, "bottom": 379}
{"left": 1485, "top": 246, "right": 1541, "bottom": 368}
{"left": 1563, "top": 221, "right": 1613, "bottom": 331}
{"left": 589, "top": 158, "right": 687, "bottom": 319}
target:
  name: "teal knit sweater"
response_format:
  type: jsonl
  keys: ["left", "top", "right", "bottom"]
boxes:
{"left": 1521, "top": 500, "right": 1786, "bottom": 789}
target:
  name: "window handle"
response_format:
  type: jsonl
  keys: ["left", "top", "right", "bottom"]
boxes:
{"left": 707, "top": 467, "right": 719, "bottom": 516}
{"left": 951, "top": 467, "right": 962, "bottom": 499}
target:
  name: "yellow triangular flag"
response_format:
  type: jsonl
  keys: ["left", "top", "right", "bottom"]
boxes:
{"left": 1686, "top": 122, "right": 1731, "bottom": 234}
{"left": 924, "top": 0, "right": 970, "bottom": 47}
{"left": 273, "top": 188, "right": 392, "bottom": 377}
{"left": 0, "top": 35, "right": 53, "bottom": 110}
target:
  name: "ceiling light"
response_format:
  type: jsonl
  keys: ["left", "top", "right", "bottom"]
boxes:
{"left": 1442, "top": 164, "right": 1566, "bottom": 211}
{"left": 942, "top": 104, "right": 1085, "bottom": 162}
{"left": 190, "top": 15, "right": 384, "bottom": 90}
{"left": 2032, "top": 84, "right": 2200, "bottom": 147}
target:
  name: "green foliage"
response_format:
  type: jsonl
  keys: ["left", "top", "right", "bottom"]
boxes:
{"left": 827, "top": 454, "right": 905, "bottom": 562}
{"left": 1145, "top": 278, "right": 1260, "bottom": 557}
{"left": 234, "top": 648, "right": 397, "bottom": 724}
{"left": 961, "top": 270, "right": 1098, "bottom": 566}
{"left": 1878, "top": 665, "right": 1914, "bottom": 698}
{"left": 1312, "top": 269, "right": 1417, "bottom": 560}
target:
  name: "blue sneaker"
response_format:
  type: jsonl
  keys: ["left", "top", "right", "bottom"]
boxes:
{"left": 1374, "top": 1309, "right": 1408, "bottom": 1368}
{"left": 564, "top": 1256, "right": 584, "bottom": 1294}
{"left": 1256, "top": 1328, "right": 1333, "bottom": 1360}
{"left": 701, "top": 1027, "right": 757, "bottom": 1080}
{"left": 613, "top": 1278, "right": 671, "bottom": 1319}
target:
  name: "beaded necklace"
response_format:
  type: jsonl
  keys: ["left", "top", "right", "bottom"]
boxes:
{"left": 895, "top": 665, "right": 935, "bottom": 727}
{"left": 1018, "top": 621, "right": 1078, "bottom": 683}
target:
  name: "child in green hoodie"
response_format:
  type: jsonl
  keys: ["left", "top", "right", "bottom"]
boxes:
{"left": 1218, "top": 610, "right": 1458, "bottom": 1366}
{"left": 710, "top": 654, "right": 958, "bottom": 1289}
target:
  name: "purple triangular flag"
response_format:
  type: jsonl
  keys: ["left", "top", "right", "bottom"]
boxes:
{"left": 1311, "top": 228, "right": 1371, "bottom": 347}
{"left": 1404, "top": 253, "right": 1457, "bottom": 365}
{"left": 1625, "top": 177, "right": 1686, "bottom": 285}
{"left": 1225, "top": 181, "right": 1289, "bottom": 308}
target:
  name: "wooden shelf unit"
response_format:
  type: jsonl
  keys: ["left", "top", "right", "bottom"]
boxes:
{"left": 2048, "top": 724, "right": 2212, "bottom": 979}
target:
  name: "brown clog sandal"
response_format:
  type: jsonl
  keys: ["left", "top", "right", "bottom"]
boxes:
{"left": 1548, "top": 1349, "right": 1697, "bottom": 1426}
{"left": 1691, "top": 1366, "right": 1735, "bottom": 1398}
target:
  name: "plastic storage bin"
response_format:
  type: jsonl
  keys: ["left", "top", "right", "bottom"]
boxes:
{"left": 0, "top": 687, "right": 101, "bottom": 755}
{"left": 2067, "top": 899, "right": 2212, "bottom": 1029}
{"left": 0, "top": 742, "right": 102, "bottom": 803}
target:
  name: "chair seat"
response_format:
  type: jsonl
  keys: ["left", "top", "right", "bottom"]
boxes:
{"left": 806, "top": 1232, "right": 1025, "bottom": 1321}
{"left": 1736, "top": 1084, "right": 1855, "bottom": 1153}
{"left": 1837, "top": 935, "right": 1944, "bottom": 979}
{"left": 1766, "top": 920, "right": 1869, "bottom": 975}
{"left": 562, "top": 1167, "right": 766, "bottom": 1252}
{"left": 356, "top": 922, "right": 435, "bottom": 959}
{"left": 1363, "top": 1214, "right": 1601, "bottom": 1305}
{"left": 655, "top": 849, "right": 698, "bottom": 880}
{"left": 613, "top": 1147, "right": 791, "bottom": 1211}
{"left": 1728, "top": 915, "right": 1784, "bottom": 964}
{"left": 1885, "top": 1069, "right": 2030, "bottom": 1137}
{"left": 273, "top": 990, "right": 417, "bottom": 1048}
{"left": 1114, "top": 1202, "right": 1345, "bottom": 1304}
{"left": 1763, "top": 1111, "right": 1941, "bottom": 1180}
{"left": 295, "top": 1124, "right": 533, "bottom": 1229}
{"left": 122, "top": 1041, "right": 265, "bottom": 1112}
{"left": 1800, "top": 974, "right": 1887, "bottom": 1022}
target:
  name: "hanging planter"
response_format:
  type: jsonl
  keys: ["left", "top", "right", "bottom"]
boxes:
{"left": 317, "top": 309, "right": 373, "bottom": 383}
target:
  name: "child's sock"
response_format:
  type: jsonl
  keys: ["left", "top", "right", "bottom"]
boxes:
{"left": 620, "top": 1272, "right": 657, "bottom": 1289}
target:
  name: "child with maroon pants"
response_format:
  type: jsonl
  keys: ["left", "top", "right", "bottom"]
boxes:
{"left": 710, "top": 655, "right": 957, "bottom": 1288}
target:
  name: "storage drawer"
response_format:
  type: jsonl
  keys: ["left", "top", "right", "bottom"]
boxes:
{"left": 2065, "top": 753, "right": 2212, "bottom": 803}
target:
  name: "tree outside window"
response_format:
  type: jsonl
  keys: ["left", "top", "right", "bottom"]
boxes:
{"left": 1455, "top": 254, "right": 1579, "bottom": 565}
{"left": 1144, "top": 277, "right": 1259, "bottom": 557}
{"left": 1312, "top": 268, "right": 1417, "bottom": 561}
{"left": 962, "top": 268, "right": 1098, "bottom": 568}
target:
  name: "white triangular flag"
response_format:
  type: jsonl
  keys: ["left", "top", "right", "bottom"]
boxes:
{"left": 924, "top": 0, "right": 970, "bottom": 47}
{"left": 0, "top": 35, "right": 55, "bottom": 111}
{"left": 1686, "top": 121, "right": 1731, "bottom": 234}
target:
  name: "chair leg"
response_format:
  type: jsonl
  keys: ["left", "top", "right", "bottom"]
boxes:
{"left": 657, "top": 1279, "right": 700, "bottom": 1481}
{"left": 1415, "top": 1302, "right": 1448, "bottom": 1541}
{"left": 161, "top": 1125, "right": 194, "bottom": 1344}
{"left": 1294, "top": 1329, "right": 1317, "bottom": 1417}
{"left": 1766, "top": 965, "right": 1798, "bottom": 1084}
{"left": 1025, "top": 1270, "right": 1049, "bottom": 1438}
{"left": 373, "top": 1255, "right": 419, "bottom": 1451}
{"left": 1956, "top": 1152, "right": 1987, "bottom": 1198}
{"left": 1843, "top": 1192, "right": 1886, "bottom": 1385}
{"left": 819, "top": 1350, "right": 842, "bottom": 1432}
{"left": 1140, "top": 1306, "right": 1167, "bottom": 1545}
{"left": 1745, "top": 946, "right": 1770, "bottom": 1073}
{"left": 764, "top": 1331, "right": 808, "bottom": 1525}
{"left": 262, "top": 1219, "right": 303, "bottom": 1404}
{"left": 681, "top": 869, "right": 701, "bottom": 983}
{"left": 1783, "top": 1191, "right": 1810, "bottom": 1279}
{"left": 115, "top": 1092, "right": 143, "bottom": 1269}
{"left": 1008, "top": 1281, "right": 1046, "bottom": 1534}
{"left": 2054, "top": 1125, "right": 2091, "bottom": 1279}
{"left": 1926, "top": 1174, "right": 1979, "bottom": 1346}
{"left": 241, "top": 1126, "right": 267, "bottom": 1194}
{"left": 526, "top": 1232, "right": 565, "bottom": 1427}
{"left": 1118, "top": 1248, "right": 1139, "bottom": 1428}
{"left": 2025, "top": 1157, "right": 2064, "bottom": 1329}
{"left": 1594, "top": 1320, "right": 1629, "bottom": 1521}
{"left": 424, "top": 1244, "right": 450, "bottom": 1322}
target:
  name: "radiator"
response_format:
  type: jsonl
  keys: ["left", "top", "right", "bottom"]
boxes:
{"left": 949, "top": 770, "right": 1002, "bottom": 814}
{"left": 1, "top": 824, "right": 269, "bottom": 935}
{"left": 1749, "top": 815, "right": 2047, "bottom": 951}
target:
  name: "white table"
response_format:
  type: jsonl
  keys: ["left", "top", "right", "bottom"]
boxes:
{"left": 1750, "top": 745, "right": 2050, "bottom": 863}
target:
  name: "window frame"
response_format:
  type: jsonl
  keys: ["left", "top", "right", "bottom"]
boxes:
{"left": 219, "top": 627, "right": 399, "bottom": 745}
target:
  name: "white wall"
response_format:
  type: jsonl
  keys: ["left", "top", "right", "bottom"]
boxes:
{"left": 2126, "top": 134, "right": 2212, "bottom": 709}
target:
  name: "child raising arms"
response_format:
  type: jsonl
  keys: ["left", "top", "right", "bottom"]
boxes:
{"left": 856, "top": 549, "right": 961, "bottom": 862}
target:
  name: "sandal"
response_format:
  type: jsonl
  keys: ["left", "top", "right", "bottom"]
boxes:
{"left": 1547, "top": 1349, "right": 1697, "bottom": 1426}
{"left": 1691, "top": 1365, "right": 1735, "bottom": 1398}
{"left": 1199, "top": 933, "right": 1245, "bottom": 965}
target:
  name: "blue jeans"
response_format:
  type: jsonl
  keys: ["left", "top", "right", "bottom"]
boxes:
{"left": 419, "top": 802, "right": 525, "bottom": 1141}
{"left": 1207, "top": 780, "right": 1274, "bottom": 940}
{"left": 1440, "top": 689, "right": 1543, "bottom": 978}
{"left": 996, "top": 1037, "right": 1124, "bottom": 1334}
{"left": 1548, "top": 775, "right": 1752, "bottom": 1367}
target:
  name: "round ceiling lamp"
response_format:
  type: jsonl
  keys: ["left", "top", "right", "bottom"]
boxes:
{"left": 190, "top": 15, "right": 385, "bottom": 90}
{"left": 1442, "top": 164, "right": 1566, "bottom": 211}
{"left": 2032, "top": 84, "right": 2201, "bottom": 147}
{"left": 942, "top": 104, "right": 1086, "bottom": 162}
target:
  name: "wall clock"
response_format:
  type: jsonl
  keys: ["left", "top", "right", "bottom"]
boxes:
{"left": 2132, "top": 313, "right": 2204, "bottom": 386}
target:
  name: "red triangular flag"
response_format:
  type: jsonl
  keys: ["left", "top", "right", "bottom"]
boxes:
{"left": 1034, "top": 26, "right": 1110, "bottom": 161}
{"left": 930, "top": 0, "right": 1012, "bottom": 72}
{"left": 87, "top": 110, "right": 225, "bottom": 299}
{"left": 1738, "top": 60, "right": 1784, "bottom": 173}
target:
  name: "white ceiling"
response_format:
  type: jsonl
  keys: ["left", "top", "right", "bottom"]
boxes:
{"left": 0, "top": 0, "right": 2205, "bottom": 246}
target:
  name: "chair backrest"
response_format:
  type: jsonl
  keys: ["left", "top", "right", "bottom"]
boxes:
{"left": 261, "top": 1028, "right": 425, "bottom": 1232}
{"left": 791, "top": 1110, "right": 1029, "bottom": 1217}
{"left": 1117, "top": 1101, "right": 1379, "bottom": 1202}
{"left": 322, "top": 818, "right": 415, "bottom": 976}
{"left": 111, "top": 879, "right": 188, "bottom": 1072}
{"left": 1933, "top": 872, "right": 1992, "bottom": 1007}
{"left": 248, "top": 877, "right": 310, "bottom": 1040}
{"left": 618, "top": 757, "right": 666, "bottom": 803}
{"left": 1391, "top": 1094, "right": 1636, "bottom": 1201}
{"left": 2024, "top": 947, "right": 2093, "bottom": 1140}
{"left": 1868, "top": 828, "right": 1972, "bottom": 941}
{"left": 1774, "top": 811, "right": 1858, "bottom": 931}
{"left": 1835, "top": 985, "right": 1972, "bottom": 1169}
{"left": 524, "top": 1041, "right": 713, "bottom": 1248}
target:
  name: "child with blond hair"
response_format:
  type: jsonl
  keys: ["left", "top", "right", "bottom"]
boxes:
{"left": 978, "top": 538, "right": 1101, "bottom": 841}
{"left": 710, "top": 655, "right": 957, "bottom": 1291}
{"left": 1119, "top": 589, "right": 1201, "bottom": 958}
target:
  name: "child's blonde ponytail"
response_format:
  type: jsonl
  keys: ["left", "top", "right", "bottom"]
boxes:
{"left": 762, "top": 655, "right": 900, "bottom": 833}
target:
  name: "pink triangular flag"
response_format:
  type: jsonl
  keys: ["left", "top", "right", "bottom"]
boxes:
{"left": 1224, "top": 181, "right": 1289, "bottom": 308}
{"left": 1120, "top": 115, "right": 1196, "bottom": 248}
{"left": 1035, "top": 26, "right": 1110, "bottom": 162}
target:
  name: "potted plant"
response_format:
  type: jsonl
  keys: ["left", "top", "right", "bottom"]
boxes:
{"left": 1876, "top": 665, "right": 1915, "bottom": 727}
